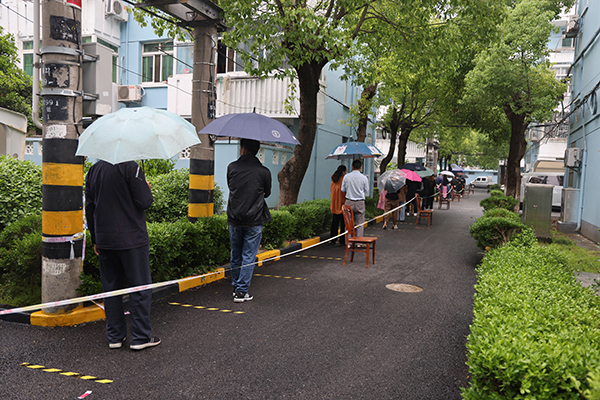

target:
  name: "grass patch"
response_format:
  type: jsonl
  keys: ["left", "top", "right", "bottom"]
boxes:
{"left": 545, "top": 243, "right": 600, "bottom": 273}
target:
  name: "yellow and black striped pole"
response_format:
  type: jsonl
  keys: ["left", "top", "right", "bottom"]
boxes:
{"left": 40, "top": 0, "right": 84, "bottom": 312}
{"left": 188, "top": 24, "right": 217, "bottom": 221}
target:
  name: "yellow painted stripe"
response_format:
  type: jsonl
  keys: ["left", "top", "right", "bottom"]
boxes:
{"left": 189, "top": 174, "right": 214, "bottom": 190}
{"left": 188, "top": 202, "right": 214, "bottom": 218}
{"left": 299, "top": 237, "right": 319, "bottom": 248}
{"left": 95, "top": 379, "right": 113, "bottom": 384}
{"left": 31, "top": 303, "right": 105, "bottom": 327}
{"left": 43, "top": 163, "right": 83, "bottom": 186}
{"left": 60, "top": 372, "right": 80, "bottom": 376}
{"left": 178, "top": 268, "right": 225, "bottom": 292}
{"left": 42, "top": 210, "right": 83, "bottom": 236}
{"left": 256, "top": 249, "right": 280, "bottom": 266}
{"left": 43, "top": 368, "right": 62, "bottom": 372}
{"left": 26, "top": 365, "right": 46, "bottom": 369}
{"left": 80, "top": 375, "right": 97, "bottom": 380}
{"left": 375, "top": 215, "right": 384, "bottom": 223}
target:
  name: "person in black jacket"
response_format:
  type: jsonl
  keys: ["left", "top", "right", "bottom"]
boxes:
{"left": 227, "top": 139, "right": 272, "bottom": 303}
{"left": 85, "top": 160, "right": 160, "bottom": 351}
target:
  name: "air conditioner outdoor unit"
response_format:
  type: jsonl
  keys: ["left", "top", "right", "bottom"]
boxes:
{"left": 106, "top": 0, "right": 128, "bottom": 22}
{"left": 117, "top": 85, "right": 143, "bottom": 102}
{"left": 565, "top": 16, "right": 579, "bottom": 38}
{"left": 564, "top": 147, "right": 582, "bottom": 168}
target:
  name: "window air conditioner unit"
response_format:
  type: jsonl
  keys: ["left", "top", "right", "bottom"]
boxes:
{"left": 565, "top": 16, "right": 579, "bottom": 38}
{"left": 117, "top": 85, "right": 143, "bottom": 102}
{"left": 106, "top": 0, "right": 128, "bottom": 22}
{"left": 564, "top": 147, "right": 582, "bottom": 168}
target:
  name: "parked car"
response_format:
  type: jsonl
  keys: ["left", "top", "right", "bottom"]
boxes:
{"left": 471, "top": 176, "right": 494, "bottom": 188}
{"left": 520, "top": 172, "right": 564, "bottom": 211}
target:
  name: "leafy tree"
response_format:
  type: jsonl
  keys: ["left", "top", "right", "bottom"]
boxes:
{"left": 0, "top": 27, "right": 35, "bottom": 132}
{"left": 461, "top": 0, "right": 575, "bottom": 200}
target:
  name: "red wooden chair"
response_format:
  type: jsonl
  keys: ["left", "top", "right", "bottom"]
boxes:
{"left": 414, "top": 193, "right": 433, "bottom": 226}
{"left": 341, "top": 205, "right": 377, "bottom": 268}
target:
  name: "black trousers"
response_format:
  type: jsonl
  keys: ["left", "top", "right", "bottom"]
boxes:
{"left": 98, "top": 245, "right": 152, "bottom": 345}
{"left": 330, "top": 213, "right": 346, "bottom": 244}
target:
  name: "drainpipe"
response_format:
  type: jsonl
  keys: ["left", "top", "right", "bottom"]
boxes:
{"left": 31, "top": 0, "right": 43, "bottom": 130}
{"left": 576, "top": 120, "right": 587, "bottom": 231}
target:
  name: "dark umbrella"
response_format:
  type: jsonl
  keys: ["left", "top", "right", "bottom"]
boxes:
{"left": 198, "top": 112, "right": 300, "bottom": 145}
{"left": 399, "top": 162, "right": 427, "bottom": 171}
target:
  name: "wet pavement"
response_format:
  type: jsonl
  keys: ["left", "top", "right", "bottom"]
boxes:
{"left": 1, "top": 191, "right": 490, "bottom": 399}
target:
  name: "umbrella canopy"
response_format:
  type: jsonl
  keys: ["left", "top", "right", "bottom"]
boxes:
{"left": 76, "top": 107, "right": 200, "bottom": 165}
{"left": 441, "top": 170, "right": 455, "bottom": 177}
{"left": 451, "top": 163, "right": 465, "bottom": 173}
{"left": 400, "top": 169, "right": 422, "bottom": 182}
{"left": 198, "top": 112, "right": 300, "bottom": 145}
{"left": 378, "top": 169, "right": 407, "bottom": 193}
{"left": 326, "top": 142, "right": 383, "bottom": 160}
{"left": 416, "top": 166, "right": 435, "bottom": 178}
{"left": 399, "top": 162, "right": 427, "bottom": 171}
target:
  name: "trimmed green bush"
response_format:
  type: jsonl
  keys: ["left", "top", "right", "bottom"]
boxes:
{"left": 463, "top": 244, "right": 600, "bottom": 399}
{"left": 262, "top": 210, "right": 294, "bottom": 249}
{"left": 0, "top": 156, "right": 42, "bottom": 231}
{"left": 490, "top": 189, "right": 504, "bottom": 197}
{"left": 470, "top": 216, "right": 535, "bottom": 249}
{"left": 281, "top": 199, "right": 332, "bottom": 240}
{"left": 489, "top": 183, "right": 502, "bottom": 191}
{"left": 482, "top": 208, "right": 521, "bottom": 222}
{"left": 480, "top": 194, "right": 518, "bottom": 212}
{"left": 0, "top": 213, "right": 42, "bottom": 305}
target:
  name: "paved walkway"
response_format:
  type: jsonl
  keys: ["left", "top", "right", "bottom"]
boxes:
{"left": 1, "top": 191, "right": 489, "bottom": 399}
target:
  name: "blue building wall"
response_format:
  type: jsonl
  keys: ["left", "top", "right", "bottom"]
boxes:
{"left": 567, "top": 0, "right": 600, "bottom": 242}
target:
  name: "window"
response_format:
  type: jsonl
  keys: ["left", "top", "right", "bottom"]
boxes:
{"left": 22, "top": 41, "right": 34, "bottom": 77}
{"left": 176, "top": 44, "right": 193, "bottom": 75}
{"left": 562, "top": 37, "right": 574, "bottom": 48}
{"left": 142, "top": 41, "right": 174, "bottom": 83}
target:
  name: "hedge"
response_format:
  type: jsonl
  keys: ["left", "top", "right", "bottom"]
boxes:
{"left": 0, "top": 156, "right": 42, "bottom": 231}
{"left": 480, "top": 193, "right": 518, "bottom": 212}
{"left": 463, "top": 243, "right": 600, "bottom": 399}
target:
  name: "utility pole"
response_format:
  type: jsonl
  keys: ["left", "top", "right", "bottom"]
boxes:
{"left": 188, "top": 24, "right": 217, "bottom": 222}
{"left": 132, "top": 1, "right": 224, "bottom": 222}
{"left": 40, "top": 0, "right": 84, "bottom": 312}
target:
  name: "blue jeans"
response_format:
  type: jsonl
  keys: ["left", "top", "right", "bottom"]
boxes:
{"left": 229, "top": 225, "right": 263, "bottom": 294}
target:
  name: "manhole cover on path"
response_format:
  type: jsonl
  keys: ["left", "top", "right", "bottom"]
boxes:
{"left": 386, "top": 283, "right": 423, "bottom": 293}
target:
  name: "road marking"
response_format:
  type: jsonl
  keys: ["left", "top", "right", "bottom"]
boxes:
{"left": 255, "top": 273, "right": 307, "bottom": 280}
{"left": 20, "top": 363, "right": 113, "bottom": 384}
{"left": 168, "top": 302, "right": 244, "bottom": 314}
{"left": 294, "top": 255, "right": 343, "bottom": 261}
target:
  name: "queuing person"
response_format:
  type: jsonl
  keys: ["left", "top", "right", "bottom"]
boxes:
{"left": 227, "top": 139, "right": 272, "bottom": 303}
{"left": 382, "top": 179, "right": 401, "bottom": 230}
{"left": 420, "top": 175, "right": 435, "bottom": 209}
{"left": 406, "top": 179, "right": 421, "bottom": 216}
{"left": 85, "top": 160, "right": 160, "bottom": 351}
{"left": 434, "top": 173, "right": 443, "bottom": 201}
{"left": 330, "top": 165, "right": 347, "bottom": 245}
{"left": 342, "top": 159, "right": 369, "bottom": 237}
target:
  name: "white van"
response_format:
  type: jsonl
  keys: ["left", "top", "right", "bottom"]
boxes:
{"left": 520, "top": 172, "right": 564, "bottom": 211}
{"left": 471, "top": 176, "right": 494, "bottom": 188}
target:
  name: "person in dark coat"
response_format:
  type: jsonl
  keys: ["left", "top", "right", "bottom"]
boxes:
{"left": 406, "top": 179, "right": 421, "bottom": 216}
{"left": 227, "top": 139, "right": 272, "bottom": 303}
{"left": 85, "top": 160, "right": 160, "bottom": 350}
{"left": 420, "top": 175, "right": 435, "bottom": 209}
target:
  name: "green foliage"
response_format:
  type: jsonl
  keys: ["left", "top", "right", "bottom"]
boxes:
{"left": 262, "top": 210, "right": 294, "bottom": 250}
{"left": 480, "top": 193, "right": 518, "bottom": 212}
{"left": 146, "top": 168, "right": 225, "bottom": 223}
{"left": 0, "top": 214, "right": 42, "bottom": 306}
{"left": 482, "top": 208, "right": 520, "bottom": 221}
{"left": 0, "top": 27, "right": 36, "bottom": 132}
{"left": 365, "top": 196, "right": 383, "bottom": 219}
{"left": 463, "top": 244, "right": 600, "bottom": 399}
{"left": 470, "top": 215, "right": 534, "bottom": 249}
{"left": 490, "top": 189, "right": 504, "bottom": 197}
{"left": 490, "top": 184, "right": 502, "bottom": 191}
{"left": 545, "top": 243, "right": 600, "bottom": 274}
{"left": 281, "top": 199, "right": 332, "bottom": 240}
{"left": 138, "top": 159, "right": 176, "bottom": 177}
{"left": 0, "top": 156, "right": 42, "bottom": 231}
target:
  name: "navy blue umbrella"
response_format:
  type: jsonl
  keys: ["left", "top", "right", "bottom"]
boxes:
{"left": 399, "top": 162, "right": 427, "bottom": 171}
{"left": 198, "top": 112, "right": 300, "bottom": 145}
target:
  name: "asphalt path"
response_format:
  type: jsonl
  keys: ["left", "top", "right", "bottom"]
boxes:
{"left": 0, "top": 190, "right": 487, "bottom": 400}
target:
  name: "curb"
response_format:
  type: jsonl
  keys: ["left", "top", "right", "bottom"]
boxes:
{"left": 0, "top": 217, "right": 386, "bottom": 327}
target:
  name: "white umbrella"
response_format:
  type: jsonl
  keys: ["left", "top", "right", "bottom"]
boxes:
{"left": 441, "top": 170, "right": 455, "bottom": 177}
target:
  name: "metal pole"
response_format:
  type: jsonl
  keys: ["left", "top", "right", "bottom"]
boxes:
{"left": 40, "top": 0, "right": 84, "bottom": 313}
{"left": 188, "top": 24, "right": 217, "bottom": 221}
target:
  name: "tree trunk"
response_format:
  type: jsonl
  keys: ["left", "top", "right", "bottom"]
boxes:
{"left": 396, "top": 124, "right": 412, "bottom": 167}
{"left": 355, "top": 84, "right": 378, "bottom": 143}
{"left": 278, "top": 62, "right": 325, "bottom": 207}
{"left": 379, "top": 107, "right": 400, "bottom": 173}
{"left": 504, "top": 108, "right": 528, "bottom": 201}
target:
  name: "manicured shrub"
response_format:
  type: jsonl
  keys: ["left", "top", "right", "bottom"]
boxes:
{"left": 490, "top": 189, "right": 504, "bottom": 197}
{"left": 482, "top": 208, "right": 521, "bottom": 222}
{"left": 489, "top": 183, "right": 502, "bottom": 191}
{"left": 0, "top": 214, "right": 42, "bottom": 305}
{"left": 463, "top": 245, "right": 600, "bottom": 399}
{"left": 470, "top": 216, "right": 534, "bottom": 250}
{"left": 137, "top": 159, "right": 176, "bottom": 177}
{"left": 281, "top": 199, "right": 332, "bottom": 240}
{"left": 480, "top": 193, "right": 518, "bottom": 212}
{"left": 0, "top": 156, "right": 42, "bottom": 231}
{"left": 262, "top": 210, "right": 294, "bottom": 249}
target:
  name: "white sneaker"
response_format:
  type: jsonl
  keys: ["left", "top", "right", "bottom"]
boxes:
{"left": 394, "top": 224, "right": 398, "bottom": 229}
